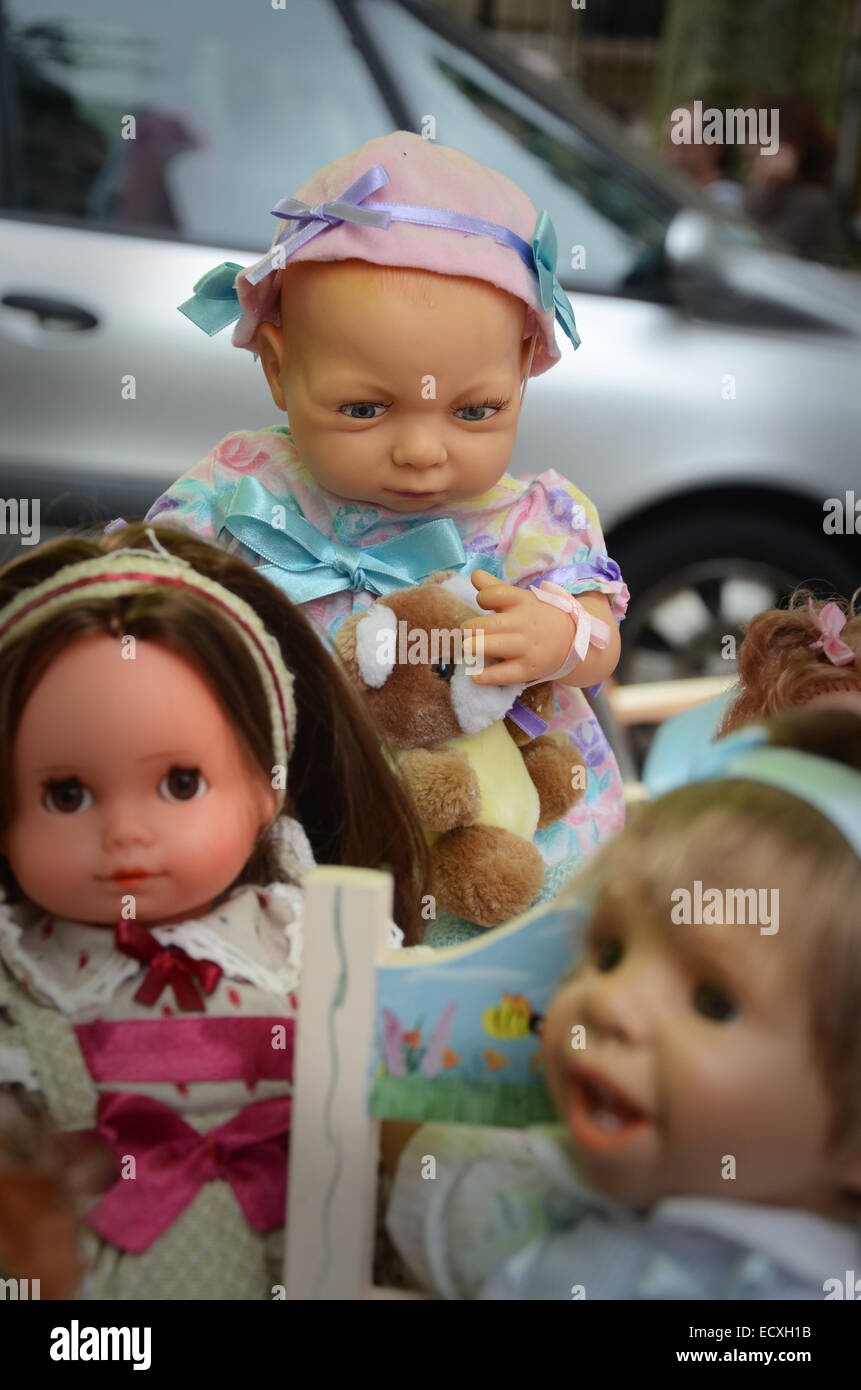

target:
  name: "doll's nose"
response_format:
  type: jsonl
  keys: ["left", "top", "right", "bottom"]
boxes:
{"left": 391, "top": 428, "right": 447, "bottom": 470}
{"left": 102, "top": 807, "right": 157, "bottom": 850}
{"left": 579, "top": 964, "right": 659, "bottom": 1046}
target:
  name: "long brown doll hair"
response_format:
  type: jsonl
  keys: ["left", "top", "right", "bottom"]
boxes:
{"left": 0, "top": 525, "right": 430, "bottom": 943}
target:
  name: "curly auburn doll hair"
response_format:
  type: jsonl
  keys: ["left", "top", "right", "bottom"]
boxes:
{"left": 718, "top": 589, "right": 861, "bottom": 737}
{"left": 0, "top": 524, "right": 431, "bottom": 943}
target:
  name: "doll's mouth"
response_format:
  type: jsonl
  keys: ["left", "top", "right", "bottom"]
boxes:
{"left": 385, "top": 489, "right": 442, "bottom": 498}
{"left": 568, "top": 1067, "right": 652, "bottom": 1155}
{"left": 98, "top": 869, "right": 164, "bottom": 885}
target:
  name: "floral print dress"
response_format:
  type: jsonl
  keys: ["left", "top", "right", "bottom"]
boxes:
{"left": 145, "top": 427, "right": 630, "bottom": 926}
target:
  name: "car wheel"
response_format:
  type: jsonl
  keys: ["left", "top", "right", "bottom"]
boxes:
{"left": 614, "top": 509, "right": 861, "bottom": 687}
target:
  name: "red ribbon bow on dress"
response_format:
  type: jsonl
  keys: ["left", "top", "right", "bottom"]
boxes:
{"left": 87, "top": 1091, "right": 292, "bottom": 1253}
{"left": 114, "top": 920, "right": 223, "bottom": 1011}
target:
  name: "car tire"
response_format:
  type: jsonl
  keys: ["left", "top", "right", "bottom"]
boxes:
{"left": 613, "top": 507, "right": 861, "bottom": 685}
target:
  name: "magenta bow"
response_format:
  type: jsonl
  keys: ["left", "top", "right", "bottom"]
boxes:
{"left": 808, "top": 599, "right": 855, "bottom": 667}
{"left": 86, "top": 1091, "right": 292, "bottom": 1252}
{"left": 114, "top": 919, "right": 223, "bottom": 1011}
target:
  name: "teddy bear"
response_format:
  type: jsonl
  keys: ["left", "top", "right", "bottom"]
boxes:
{"left": 334, "top": 573, "right": 585, "bottom": 928}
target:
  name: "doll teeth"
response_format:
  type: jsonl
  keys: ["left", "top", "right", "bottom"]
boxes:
{"left": 593, "top": 1110, "right": 623, "bottom": 1131}
{"left": 581, "top": 1074, "right": 644, "bottom": 1121}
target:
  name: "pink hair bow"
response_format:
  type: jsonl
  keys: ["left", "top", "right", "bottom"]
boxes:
{"left": 807, "top": 600, "right": 855, "bottom": 667}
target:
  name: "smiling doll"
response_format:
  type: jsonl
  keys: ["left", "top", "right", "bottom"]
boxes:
{"left": 0, "top": 524, "right": 428, "bottom": 1299}
{"left": 385, "top": 709, "right": 861, "bottom": 1299}
{"left": 144, "top": 131, "right": 629, "bottom": 912}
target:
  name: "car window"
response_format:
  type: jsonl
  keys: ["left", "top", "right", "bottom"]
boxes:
{"left": 0, "top": 0, "right": 394, "bottom": 247}
{"left": 357, "top": 0, "right": 676, "bottom": 296}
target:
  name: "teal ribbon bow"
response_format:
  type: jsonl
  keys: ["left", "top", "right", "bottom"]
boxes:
{"left": 178, "top": 262, "right": 244, "bottom": 335}
{"left": 532, "top": 210, "right": 581, "bottom": 350}
{"left": 211, "top": 477, "right": 489, "bottom": 603}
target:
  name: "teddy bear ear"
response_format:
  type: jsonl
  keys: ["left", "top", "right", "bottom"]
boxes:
{"left": 335, "top": 602, "right": 398, "bottom": 690}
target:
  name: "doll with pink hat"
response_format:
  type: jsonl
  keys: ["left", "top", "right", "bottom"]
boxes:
{"left": 145, "top": 132, "right": 629, "bottom": 912}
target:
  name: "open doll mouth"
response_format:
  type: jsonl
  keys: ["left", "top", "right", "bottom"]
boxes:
{"left": 568, "top": 1066, "right": 652, "bottom": 1155}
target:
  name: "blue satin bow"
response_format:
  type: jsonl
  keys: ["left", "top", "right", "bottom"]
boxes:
{"left": 178, "top": 261, "right": 246, "bottom": 336}
{"left": 211, "top": 476, "right": 495, "bottom": 603}
{"left": 532, "top": 210, "right": 581, "bottom": 349}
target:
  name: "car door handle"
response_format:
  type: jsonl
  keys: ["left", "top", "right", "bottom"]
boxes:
{"left": 1, "top": 294, "right": 99, "bottom": 330}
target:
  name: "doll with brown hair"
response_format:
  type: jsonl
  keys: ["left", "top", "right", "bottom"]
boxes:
{"left": 719, "top": 589, "right": 861, "bottom": 734}
{"left": 0, "top": 523, "right": 429, "bottom": 1299}
{"left": 386, "top": 709, "right": 861, "bottom": 1299}
{"left": 644, "top": 589, "right": 861, "bottom": 798}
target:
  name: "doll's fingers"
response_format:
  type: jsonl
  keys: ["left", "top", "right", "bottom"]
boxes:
{"left": 469, "top": 568, "right": 500, "bottom": 592}
{"left": 465, "top": 632, "right": 528, "bottom": 664}
{"left": 464, "top": 603, "right": 517, "bottom": 636}
{"left": 469, "top": 659, "right": 532, "bottom": 686}
{"left": 473, "top": 585, "right": 524, "bottom": 613}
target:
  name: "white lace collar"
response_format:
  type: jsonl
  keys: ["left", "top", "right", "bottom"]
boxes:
{"left": 0, "top": 881, "right": 303, "bottom": 1015}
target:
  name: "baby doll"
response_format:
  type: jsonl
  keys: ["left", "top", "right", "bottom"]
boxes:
{"left": 385, "top": 708, "right": 861, "bottom": 1299}
{"left": 0, "top": 523, "right": 429, "bottom": 1300}
{"left": 644, "top": 589, "right": 861, "bottom": 796}
{"left": 145, "top": 130, "right": 628, "bottom": 909}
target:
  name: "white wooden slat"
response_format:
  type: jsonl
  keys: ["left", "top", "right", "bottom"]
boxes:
{"left": 284, "top": 866, "right": 392, "bottom": 1300}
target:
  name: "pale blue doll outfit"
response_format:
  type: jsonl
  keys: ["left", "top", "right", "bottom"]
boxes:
{"left": 387, "top": 1124, "right": 861, "bottom": 1300}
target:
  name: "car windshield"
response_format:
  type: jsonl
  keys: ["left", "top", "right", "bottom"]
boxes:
{"left": 357, "top": 0, "right": 679, "bottom": 295}
{"left": 0, "top": 0, "right": 395, "bottom": 248}
{"left": 3, "top": 0, "right": 682, "bottom": 296}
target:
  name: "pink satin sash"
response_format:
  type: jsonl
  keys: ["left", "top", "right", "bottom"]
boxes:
{"left": 74, "top": 1016, "right": 294, "bottom": 1085}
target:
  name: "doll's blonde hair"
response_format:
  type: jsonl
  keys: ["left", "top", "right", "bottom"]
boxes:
{"left": 559, "top": 709, "right": 861, "bottom": 1160}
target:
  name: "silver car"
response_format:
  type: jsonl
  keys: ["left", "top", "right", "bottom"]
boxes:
{"left": 1, "top": 0, "right": 859, "bottom": 686}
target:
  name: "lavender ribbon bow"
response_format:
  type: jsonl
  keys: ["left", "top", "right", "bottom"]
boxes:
{"left": 245, "top": 165, "right": 393, "bottom": 288}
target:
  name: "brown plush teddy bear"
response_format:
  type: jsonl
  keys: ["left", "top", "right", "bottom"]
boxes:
{"left": 334, "top": 573, "right": 585, "bottom": 927}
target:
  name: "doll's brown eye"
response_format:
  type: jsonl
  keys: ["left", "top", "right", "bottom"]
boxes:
{"left": 159, "top": 767, "right": 209, "bottom": 803}
{"left": 43, "top": 778, "right": 93, "bottom": 813}
{"left": 693, "top": 982, "right": 738, "bottom": 1023}
{"left": 431, "top": 661, "right": 455, "bottom": 681}
{"left": 595, "top": 938, "right": 623, "bottom": 972}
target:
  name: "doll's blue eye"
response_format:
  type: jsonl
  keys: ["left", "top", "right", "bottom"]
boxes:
{"left": 455, "top": 400, "right": 507, "bottom": 421}
{"left": 340, "top": 403, "right": 388, "bottom": 420}
{"left": 43, "top": 777, "right": 93, "bottom": 814}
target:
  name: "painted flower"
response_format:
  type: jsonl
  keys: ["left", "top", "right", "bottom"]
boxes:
{"left": 146, "top": 493, "right": 180, "bottom": 520}
{"left": 546, "top": 487, "right": 587, "bottom": 534}
{"left": 214, "top": 436, "right": 273, "bottom": 473}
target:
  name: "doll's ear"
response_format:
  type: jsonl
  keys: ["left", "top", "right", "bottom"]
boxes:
{"left": 258, "top": 780, "right": 279, "bottom": 827}
{"left": 334, "top": 604, "right": 397, "bottom": 690}
{"left": 256, "top": 321, "right": 287, "bottom": 413}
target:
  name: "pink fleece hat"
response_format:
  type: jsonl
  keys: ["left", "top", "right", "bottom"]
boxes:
{"left": 213, "top": 132, "right": 579, "bottom": 377}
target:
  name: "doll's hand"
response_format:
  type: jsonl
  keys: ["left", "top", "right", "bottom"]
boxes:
{"left": 461, "top": 571, "right": 573, "bottom": 686}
